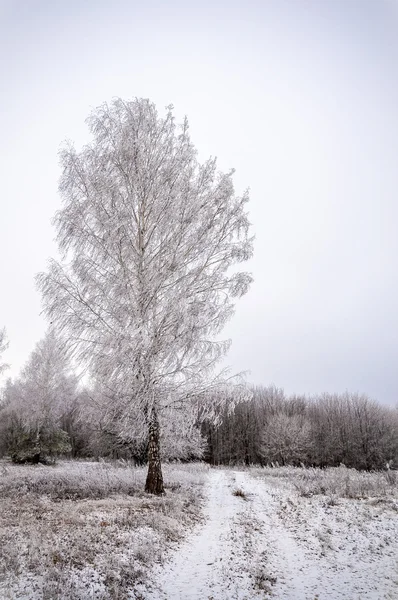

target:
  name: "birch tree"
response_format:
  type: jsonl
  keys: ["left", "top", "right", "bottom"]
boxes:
{"left": 37, "top": 97, "right": 253, "bottom": 493}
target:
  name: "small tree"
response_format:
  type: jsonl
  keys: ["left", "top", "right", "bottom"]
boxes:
{"left": 37, "top": 97, "right": 253, "bottom": 493}
{"left": 2, "top": 331, "right": 76, "bottom": 463}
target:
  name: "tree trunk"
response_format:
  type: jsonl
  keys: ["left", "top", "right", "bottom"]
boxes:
{"left": 145, "top": 407, "right": 165, "bottom": 495}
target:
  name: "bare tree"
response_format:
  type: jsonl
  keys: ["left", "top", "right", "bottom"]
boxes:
{"left": 261, "top": 413, "right": 312, "bottom": 466}
{"left": 37, "top": 98, "right": 253, "bottom": 493}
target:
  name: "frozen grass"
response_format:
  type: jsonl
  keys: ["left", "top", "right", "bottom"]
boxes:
{"left": 246, "top": 469, "right": 398, "bottom": 598}
{"left": 0, "top": 459, "right": 209, "bottom": 500}
{"left": 0, "top": 459, "right": 209, "bottom": 599}
{"left": 251, "top": 465, "right": 398, "bottom": 501}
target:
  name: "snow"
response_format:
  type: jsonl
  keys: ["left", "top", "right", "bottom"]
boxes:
{"left": 142, "top": 469, "right": 398, "bottom": 599}
{"left": 143, "top": 470, "right": 259, "bottom": 599}
{"left": 0, "top": 461, "right": 208, "bottom": 600}
{"left": 1, "top": 462, "right": 397, "bottom": 598}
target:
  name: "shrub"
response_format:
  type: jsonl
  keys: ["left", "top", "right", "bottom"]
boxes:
{"left": 232, "top": 488, "right": 248, "bottom": 499}
{"left": 7, "top": 423, "right": 71, "bottom": 465}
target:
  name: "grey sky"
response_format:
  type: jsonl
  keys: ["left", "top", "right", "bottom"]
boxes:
{"left": 1, "top": 0, "right": 397, "bottom": 405}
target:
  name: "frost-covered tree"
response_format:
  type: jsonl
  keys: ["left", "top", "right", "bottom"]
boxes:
{"left": 84, "top": 382, "right": 206, "bottom": 462}
{"left": 2, "top": 330, "right": 77, "bottom": 463}
{"left": 0, "top": 327, "right": 9, "bottom": 376}
{"left": 37, "top": 97, "right": 253, "bottom": 493}
{"left": 261, "top": 413, "right": 312, "bottom": 466}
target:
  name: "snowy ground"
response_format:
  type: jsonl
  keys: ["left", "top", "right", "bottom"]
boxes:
{"left": 0, "top": 460, "right": 208, "bottom": 599}
{"left": 142, "top": 468, "right": 398, "bottom": 600}
{"left": 1, "top": 462, "right": 397, "bottom": 599}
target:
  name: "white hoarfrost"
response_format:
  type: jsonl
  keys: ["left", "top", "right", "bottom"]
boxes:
{"left": 0, "top": 326, "right": 9, "bottom": 376}
{"left": 3, "top": 329, "right": 78, "bottom": 430}
{"left": 36, "top": 97, "right": 253, "bottom": 489}
{"left": 142, "top": 469, "right": 398, "bottom": 599}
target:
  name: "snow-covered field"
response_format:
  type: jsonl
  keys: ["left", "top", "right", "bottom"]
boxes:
{"left": 0, "top": 460, "right": 208, "bottom": 599}
{"left": 143, "top": 466, "right": 398, "bottom": 600}
{"left": 1, "top": 461, "right": 397, "bottom": 599}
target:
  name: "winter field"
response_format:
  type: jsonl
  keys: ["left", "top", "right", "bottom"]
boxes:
{"left": 0, "top": 461, "right": 207, "bottom": 599}
{"left": 1, "top": 461, "right": 397, "bottom": 599}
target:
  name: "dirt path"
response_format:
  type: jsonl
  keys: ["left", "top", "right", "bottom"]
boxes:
{"left": 142, "top": 469, "right": 398, "bottom": 600}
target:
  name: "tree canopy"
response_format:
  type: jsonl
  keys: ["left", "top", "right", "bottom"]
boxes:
{"left": 37, "top": 98, "right": 253, "bottom": 492}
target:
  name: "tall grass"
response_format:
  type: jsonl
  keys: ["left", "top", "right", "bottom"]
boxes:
{"left": 0, "top": 460, "right": 209, "bottom": 599}
{"left": 251, "top": 465, "right": 398, "bottom": 499}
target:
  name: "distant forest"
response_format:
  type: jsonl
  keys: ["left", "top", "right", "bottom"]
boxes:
{"left": 2, "top": 373, "right": 396, "bottom": 472}
{"left": 202, "top": 386, "right": 398, "bottom": 471}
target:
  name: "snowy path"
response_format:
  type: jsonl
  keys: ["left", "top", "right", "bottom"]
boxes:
{"left": 144, "top": 470, "right": 256, "bottom": 599}
{"left": 142, "top": 469, "right": 398, "bottom": 600}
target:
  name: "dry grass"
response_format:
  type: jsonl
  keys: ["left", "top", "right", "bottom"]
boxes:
{"left": 251, "top": 465, "right": 398, "bottom": 500}
{"left": 0, "top": 460, "right": 208, "bottom": 599}
{"left": 232, "top": 488, "right": 248, "bottom": 500}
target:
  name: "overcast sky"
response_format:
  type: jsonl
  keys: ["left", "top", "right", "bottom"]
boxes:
{"left": 1, "top": 0, "right": 397, "bottom": 405}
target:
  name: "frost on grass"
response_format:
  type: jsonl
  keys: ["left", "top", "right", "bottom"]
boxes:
{"left": 251, "top": 464, "right": 398, "bottom": 500}
{"left": 249, "top": 465, "right": 398, "bottom": 599}
{"left": 0, "top": 460, "right": 208, "bottom": 599}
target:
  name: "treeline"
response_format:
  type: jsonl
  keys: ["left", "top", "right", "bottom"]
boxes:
{"left": 0, "top": 331, "right": 205, "bottom": 464}
{"left": 202, "top": 386, "right": 398, "bottom": 470}
{"left": 1, "top": 330, "right": 397, "bottom": 470}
